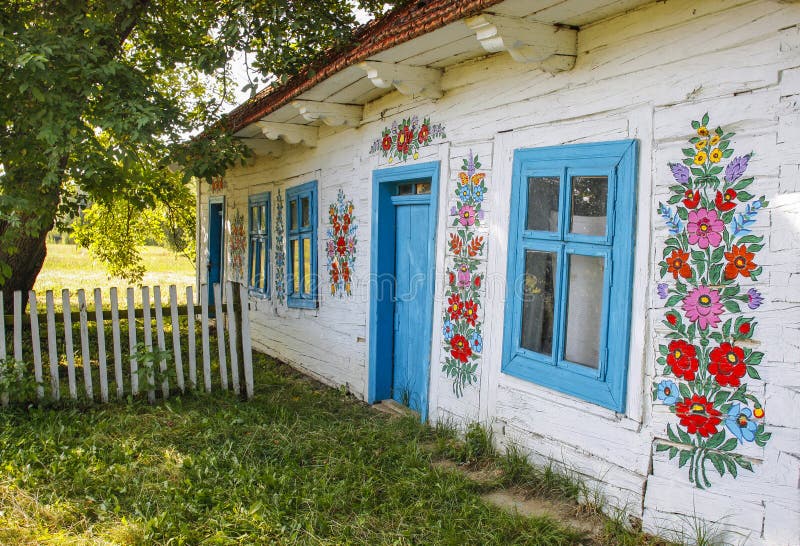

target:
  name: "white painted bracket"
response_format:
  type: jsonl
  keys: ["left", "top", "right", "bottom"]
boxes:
{"left": 358, "top": 61, "right": 443, "bottom": 99}
{"left": 256, "top": 121, "right": 318, "bottom": 147}
{"left": 237, "top": 137, "right": 286, "bottom": 158}
{"left": 291, "top": 100, "right": 363, "bottom": 128}
{"left": 465, "top": 14, "right": 577, "bottom": 73}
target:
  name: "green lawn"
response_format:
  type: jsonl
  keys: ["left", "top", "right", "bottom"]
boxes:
{"left": 0, "top": 356, "right": 587, "bottom": 545}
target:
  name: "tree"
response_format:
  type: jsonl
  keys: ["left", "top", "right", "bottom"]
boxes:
{"left": 0, "top": 0, "right": 395, "bottom": 302}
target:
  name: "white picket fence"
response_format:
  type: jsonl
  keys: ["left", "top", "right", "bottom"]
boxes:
{"left": 0, "top": 282, "right": 253, "bottom": 406}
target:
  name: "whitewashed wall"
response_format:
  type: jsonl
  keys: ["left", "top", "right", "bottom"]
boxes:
{"left": 198, "top": 0, "right": 800, "bottom": 543}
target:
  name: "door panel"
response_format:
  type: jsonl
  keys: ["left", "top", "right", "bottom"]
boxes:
{"left": 392, "top": 201, "right": 430, "bottom": 413}
{"left": 208, "top": 202, "right": 224, "bottom": 309}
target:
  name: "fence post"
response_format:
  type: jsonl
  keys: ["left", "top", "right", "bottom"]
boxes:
{"left": 77, "top": 289, "right": 93, "bottom": 400}
{"left": 109, "top": 288, "right": 124, "bottom": 399}
{"left": 28, "top": 291, "right": 44, "bottom": 400}
{"left": 94, "top": 288, "right": 109, "bottom": 403}
{"left": 226, "top": 281, "right": 240, "bottom": 394}
{"left": 127, "top": 288, "right": 139, "bottom": 396}
{"left": 153, "top": 286, "right": 169, "bottom": 399}
{"left": 141, "top": 286, "right": 155, "bottom": 403}
{"left": 200, "top": 284, "right": 211, "bottom": 392}
{"left": 13, "top": 291, "right": 22, "bottom": 365}
{"left": 186, "top": 286, "right": 197, "bottom": 389}
{"left": 169, "top": 285, "right": 185, "bottom": 393}
{"left": 213, "top": 283, "right": 228, "bottom": 391}
{"left": 238, "top": 283, "right": 254, "bottom": 399}
{"left": 61, "top": 289, "right": 76, "bottom": 399}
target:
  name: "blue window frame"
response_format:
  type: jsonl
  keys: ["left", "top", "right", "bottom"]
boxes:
{"left": 248, "top": 192, "right": 271, "bottom": 296}
{"left": 286, "top": 180, "right": 318, "bottom": 308}
{"left": 502, "top": 140, "right": 638, "bottom": 412}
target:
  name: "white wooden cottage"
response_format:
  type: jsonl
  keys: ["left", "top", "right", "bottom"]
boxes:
{"left": 198, "top": 0, "right": 800, "bottom": 543}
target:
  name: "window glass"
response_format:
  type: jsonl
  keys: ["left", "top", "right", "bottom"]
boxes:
{"left": 303, "top": 238, "right": 312, "bottom": 293}
{"left": 564, "top": 254, "right": 604, "bottom": 368}
{"left": 520, "top": 251, "right": 557, "bottom": 356}
{"left": 249, "top": 240, "right": 258, "bottom": 287}
{"left": 570, "top": 176, "right": 608, "bottom": 236}
{"left": 290, "top": 200, "right": 298, "bottom": 230}
{"left": 260, "top": 204, "right": 268, "bottom": 232}
{"left": 301, "top": 197, "right": 310, "bottom": 227}
{"left": 526, "top": 176, "right": 560, "bottom": 232}
{"left": 292, "top": 239, "right": 300, "bottom": 292}
{"left": 397, "top": 184, "right": 413, "bottom": 195}
{"left": 259, "top": 240, "right": 268, "bottom": 290}
{"left": 415, "top": 182, "right": 431, "bottom": 194}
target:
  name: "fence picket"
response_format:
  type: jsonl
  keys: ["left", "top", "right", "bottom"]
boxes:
{"left": 28, "top": 291, "right": 44, "bottom": 400}
{"left": 200, "top": 285, "right": 211, "bottom": 392}
{"left": 186, "top": 286, "right": 197, "bottom": 389}
{"left": 77, "top": 289, "right": 93, "bottom": 400}
{"left": 127, "top": 288, "right": 139, "bottom": 396}
{"left": 226, "top": 282, "right": 240, "bottom": 394}
{"left": 0, "top": 292, "right": 6, "bottom": 406}
{"left": 213, "top": 283, "right": 228, "bottom": 390}
{"left": 13, "top": 291, "right": 22, "bottom": 364}
{"left": 153, "top": 286, "right": 169, "bottom": 399}
{"left": 141, "top": 287, "right": 155, "bottom": 403}
{"left": 94, "top": 289, "right": 109, "bottom": 403}
{"left": 62, "top": 290, "right": 76, "bottom": 399}
{"left": 169, "top": 285, "right": 185, "bottom": 392}
{"left": 109, "top": 288, "right": 124, "bottom": 399}
{"left": 45, "top": 292, "right": 61, "bottom": 401}
{"left": 238, "top": 283, "right": 254, "bottom": 399}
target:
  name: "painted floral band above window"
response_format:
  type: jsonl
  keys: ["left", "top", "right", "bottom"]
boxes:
{"left": 369, "top": 116, "right": 445, "bottom": 163}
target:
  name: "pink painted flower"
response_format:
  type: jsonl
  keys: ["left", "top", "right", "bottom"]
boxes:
{"left": 682, "top": 286, "right": 724, "bottom": 330}
{"left": 457, "top": 263, "right": 471, "bottom": 288}
{"left": 687, "top": 208, "right": 724, "bottom": 249}
{"left": 458, "top": 205, "right": 476, "bottom": 227}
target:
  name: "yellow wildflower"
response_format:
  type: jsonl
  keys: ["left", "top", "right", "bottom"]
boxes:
{"left": 694, "top": 151, "right": 707, "bottom": 165}
{"left": 709, "top": 148, "right": 723, "bottom": 163}
{"left": 698, "top": 126, "right": 709, "bottom": 137}
{"left": 695, "top": 140, "right": 707, "bottom": 150}
{"left": 710, "top": 135, "right": 720, "bottom": 146}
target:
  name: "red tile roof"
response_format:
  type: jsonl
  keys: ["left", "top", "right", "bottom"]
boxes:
{"left": 224, "top": 0, "right": 505, "bottom": 135}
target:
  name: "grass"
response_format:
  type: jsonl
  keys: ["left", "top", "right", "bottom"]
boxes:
{"left": 0, "top": 356, "right": 588, "bottom": 545}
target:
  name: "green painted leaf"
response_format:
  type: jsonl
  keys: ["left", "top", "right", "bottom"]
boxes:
{"left": 667, "top": 424, "right": 680, "bottom": 443}
{"left": 655, "top": 443, "right": 670, "bottom": 452}
{"left": 708, "top": 453, "right": 725, "bottom": 476}
{"left": 669, "top": 447, "right": 678, "bottom": 459}
{"left": 737, "top": 458, "right": 753, "bottom": 472}
{"left": 724, "top": 300, "right": 741, "bottom": 313}
{"left": 720, "top": 438, "right": 738, "bottom": 451}
{"left": 733, "top": 177, "right": 754, "bottom": 190}
{"left": 746, "top": 366, "right": 761, "bottom": 380}
{"left": 705, "top": 431, "right": 726, "bottom": 449}
{"left": 678, "top": 449, "right": 692, "bottom": 468}
{"left": 679, "top": 382, "right": 691, "bottom": 400}
{"left": 748, "top": 351, "right": 763, "bottom": 365}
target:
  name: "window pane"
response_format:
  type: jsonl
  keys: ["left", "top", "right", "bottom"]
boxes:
{"left": 526, "top": 176, "right": 560, "bottom": 232}
{"left": 249, "top": 240, "right": 258, "bottom": 287}
{"left": 303, "top": 238, "right": 312, "bottom": 294}
{"left": 291, "top": 239, "right": 299, "bottom": 293}
{"left": 397, "top": 183, "right": 413, "bottom": 195}
{"left": 260, "top": 205, "right": 268, "bottom": 232}
{"left": 570, "top": 176, "right": 608, "bottom": 236}
{"left": 301, "top": 197, "right": 310, "bottom": 227}
{"left": 520, "top": 251, "right": 557, "bottom": 356}
{"left": 290, "top": 200, "right": 298, "bottom": 230}
{"left": 259, "top": 240, "right": 268, "bottom": 291}
{"left": 415, "top": 182, "right": 431, "bottom": 194}
{"left": 250, "top": 206, "right": 259, "bottom": 234}
{"left": 564, "top": 254, "right": 605, "bottom": 368}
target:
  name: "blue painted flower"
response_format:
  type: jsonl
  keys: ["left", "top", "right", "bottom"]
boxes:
{"left": 472, "top": 185, "right": 485, "bottom": 203}
{"left": 725, "top": 403, "right": 758, "bottom": 443}
{"left": 747, "top": 288, "right": 763, "bottom": 310}
{"left": 442, "top": 321, "right": 455, "bottom": 341}
{"left": 669, "top": 162, "right": 691, "bottom": 184}
{"left": 459, "top": 184, "right": 473, "bottom": 201}
{"left": 469, "top": 332, "right": 483, "bottom": 353}
{"left": 657, "top": 283, "right": 669, "bottom": 299}
{"left": 657, "top": 380, "right": 679, "bottom": 405}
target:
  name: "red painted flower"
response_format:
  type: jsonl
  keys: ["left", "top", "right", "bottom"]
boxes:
{"left": 738, "top": 322, "right": 751, "bottom": 335}
{"left": 447, "top": 294, "right": 463, "bottom": 321}
{"left": 418, "top": 124, "right": 429, "bottom": 144}
{"left": 709, "top": 342, "right": 747, "bottom": 387}
{"left": 448, "top": 271, "right": 455, "bottom": 286}
{"left": 333, "top": 219, "right": 341, "bottom": 234}
{"left": 683, "top": 189, "right": 700, "bottom": 209}
{"left": 675, "top": 395, "right": 722, "bottom": 437}
{"left": 474, "top": 275, "right": 481, "bottom": 288}
{"left": 715, "top": 189, "right": 737, "bottom": 212}
{"left": 342, "top": 214, "right": 351, "bottom": 233}
{"left": 331, "top": 262, "right": 340, "bottom": 283}
{"left": 342, "top": 262, "right": 351, "bottom": 282}
{"left": 336, "top": 236, "right": 347, "bottom": 256}
{"left": 381, "top": 134, "right": 392, "bottom": 151}
{"left": 666, "top": 340, "right": 699, "bottom": 381}
{"left": 724, "top": 245, "right": 756, "bottom": 280}
{"left": 450, "top": 334, "right": 472, "bottom": 363}
{"left": 666, "top": 249, "right": 692, "bottom": 279}
{"left": 449, "top": 233, "right": 463, "bottom": 255}
{"left": 666, "top": 313, "right": 678, "bottom": 325}
{"left": 397, "top": 126, "right": 412, "bottom": 154}
{"left": 463, "top": 300, "right": 479, "bottom": 326}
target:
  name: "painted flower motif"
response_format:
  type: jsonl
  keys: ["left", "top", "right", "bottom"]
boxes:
{"left": 747, "top": 288, "right": 764, "bottom": 309}
{"left": 472, "top": 185, "right": 485, "bottom": 202}
{"left": 447, "top": 294, "right": 463, "bottom": 321}
{"left": 682, "top": 286, "right": 724, "bottom": 330}
{"left": 331, "top": 262, "right": 340, "bottom": 283}
{"left": 697, "top": 126, "right": 709, "bottom": 137}
{"left": 666, "top": 249, "right": 692, "bottom": 279}
{"left": 709, "top": 342, "right": 747, "bottom": 387}
{"left": 459, "top": 184, "right": 473, "bottom": 201}
{"left": 709, "top": 135, "right": 720, "bottom": 146}
{"left": 683, "top": 189, "right": 700, "bottom": 209}
{"left": 463, "top": 300, "right": 479, "bottom": 326}
{"left": 725, "top": 404, "right": 758, "bottom": 443}
{"left": 667, "top": 340, "right": 699, "bottom": 381}
{"left": 693, "top": 151, "right": 708, "bottom": 165}
{"left": 657, "top": 380, "right": 679, "bottom": 405}
{"left": 474, "top": 275, "right": 481, "bottom": 288}
{"left": 709, "top": 148, "right": 723, "bottom": 163}
{"left": 687, "top": 208, "right": 724, "bottom": 249}
{"left": 675, "top": 395, "right": 722, "bottom": 437}
{"left": 666, "top": 312, "right": 678, "bottom": 325}
{"left": 670, "top": 163, "right": 691, "bottom": 184}
{"left": 724, "top": 245, "right": 756, "bottom": 280}
{"left": 657, "top": 283, "right": 669, "bottom": 299}
{"left": 449, "top": 233, "right": 463, "bottom": 255}
{"left": 336, "top": 236, "right": 347, "bottom": 255}
{"left": 715, "top": 189, "right": 738, "bottom": 212}
{"left": 442, "top": 320, "right": 455, "bottom": 341}
{"left": 457, "top": 264, "right": 471, "bottom": 288}
{"left": 458, "top": 205, "right": 477, "bottom": 227}
{"left": 725, "top": 155, "right": 750, "bottom": 183}
{"left": 342, "top": 262, "right": 351, "bottom": 282}
{"left": 738, "top": 322, "right": 751, "bottom": 335}
{"left": 753, "top": 407, "right": 765, "bottom": 419}
{"left": 469, "top": 332, "right": 483, "bottom": 354}
{"left": 448, "top": 271, "right": 456, "bottom": 286}
{"left": 418, "top": 124, "right": 429, "bottom": 143}
{"left": 450, "top": 334, "right": 472, "bottom": 363}
{"left": 695, "top": 139, "right": 707, "bottom": 150}
{"left": 397, "top": 126, "right": 411, "bottom": 154}
{"left": 381, "top": 134, "right": 392, "bottom": 151}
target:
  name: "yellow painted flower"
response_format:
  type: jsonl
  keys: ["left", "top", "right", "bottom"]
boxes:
{"left": 754, "top": 407, "right": 765, "bottom": 418}
{"left": 698, "top": 126, "right": 709, "bottom": 137}
{"left": 694, "top": 151, "right": 707, "bottom": 165}
{"left": 413, "top": 152, "right": 419, "bottom": 160}
{"left": 695, "top": 140, "right": 707, "bottom": 150}
{"left": 710, "top": 135, "right": 720, "bottom": 146}
{"left": 709, "top": 148, "right": 723, "bottom": 163}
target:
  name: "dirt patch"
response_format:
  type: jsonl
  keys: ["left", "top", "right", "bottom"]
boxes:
{"left": 482, "top": 489, "right": 601, "bottom": 536}
{"left": 431, "top": 459, "right": 504, "bottom": 485}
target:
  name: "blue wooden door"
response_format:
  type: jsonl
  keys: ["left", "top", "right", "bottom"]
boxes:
{"left": 392, "top": 198, "right": 431, "bottom": 412}
{"left": 208, "top": 202, "right": 224, "bottom": 309}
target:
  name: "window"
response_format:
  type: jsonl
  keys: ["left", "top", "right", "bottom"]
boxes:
{"left": 286, "top": 180, "right": 318, "bottom": 308}
{"left": 502, "top": 140, "right": 638, "bottom": 412}
{"left": 248, "top": 193, "right": 271, "bottom": 296}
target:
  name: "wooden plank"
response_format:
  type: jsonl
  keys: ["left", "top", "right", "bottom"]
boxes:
{"left": 127, "top": 288, "right": 139, "bottom": 396}
{"left": 28, "top": 291, "right": 44, "bottom": 400}
{"left": 3, "top": 305, "right": 190, "bottom": 325}
{"left": 94, "top": 288, "right": 109, "bottom": 403}
{"left": 62, "top": 289, "right": 76, "bottom": 399}
{"left": 169, "top": 285, "right": 185, "bottom": 392}
{"left": 44, "top": 290, "right": 60, "bottom": 401}
{"left": 141, "top": 286, "right": 155, "bottom": 403}
{"left": 200, "top": 284, "right": 211, "bottom": 392}
{"left": 77, "top": 289, "right": 93, "bottom": 400}
{"left": 226, "top": 282, "right": 240, "bottom": 394}
{"left": 238, "top": 283, "right": 254, "bottom": 399}
{"left": 13, "top": 291, "right": 22, "bottom": 363}
{"left": 153, "top": 286, "right": 169, "bottom": 398}
{"left": 109, "top": 288, "right": 124, "bottom": 399}
{"left": 214, "top": 283, "right": 228, "bottom": 391}
{"left": 186, "top": 286, "right": 197, "bottom": 389}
